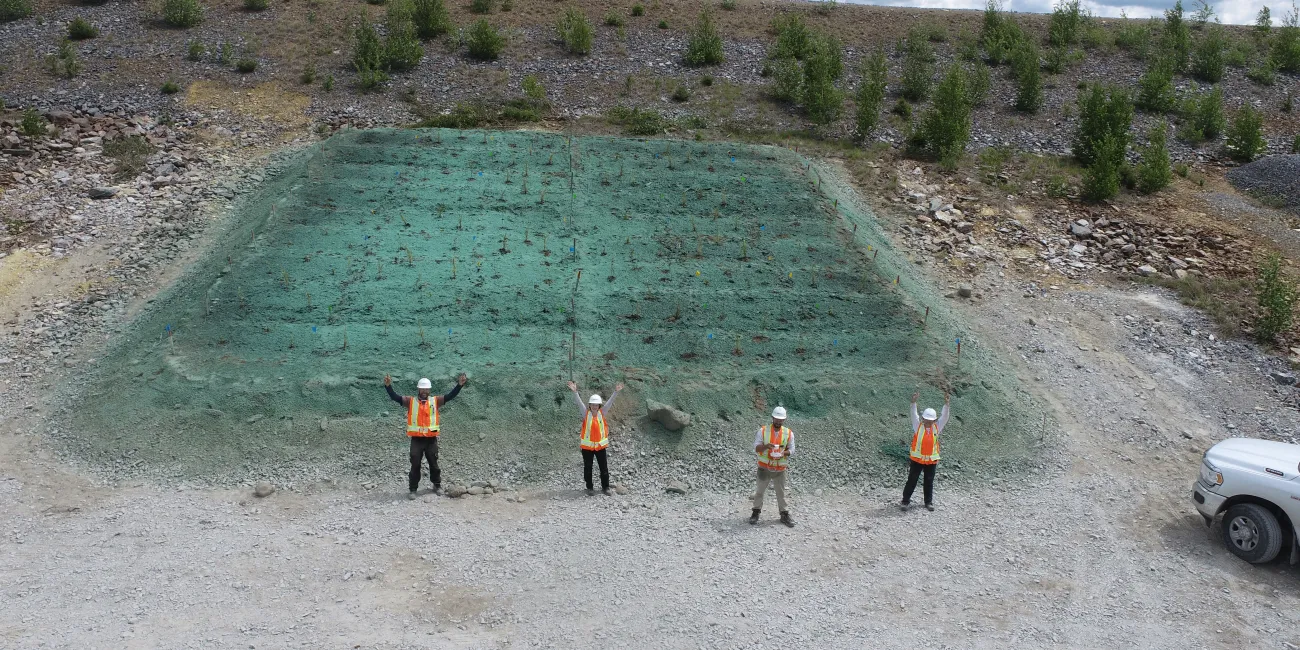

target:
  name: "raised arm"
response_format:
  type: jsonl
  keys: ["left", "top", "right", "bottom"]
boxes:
{"left": 384, "top": 376, "right": 408, "bottom": 406}
{"left": 936, "top": 392, "right": 950, "bottom": 432}
{"left": 568, "top": 382, "right": 588, "bottom": 418}
{"left": 910, "top": 392, "right": 921, "bottom": 432}
{"left": 600, "top": 382, "right": 624, "bottom": 417}
{"left": 436, "top": 373, "right": 468, "bottom": 406}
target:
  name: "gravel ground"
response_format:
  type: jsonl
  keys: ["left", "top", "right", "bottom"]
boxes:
{"left": 3, "top": 253, "right": 1300, "bottom": 648}
{"left": 1227, "top": 154, "right": 1300, "bottom": 214}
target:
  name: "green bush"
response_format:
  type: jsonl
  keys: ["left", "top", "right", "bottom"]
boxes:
{"left": 1292, "top": 134, "right": 1300, "bottom": 153}
{"left": 1189, "top": 25, "right": 1226, "bottom": 82}
{"left": 911, "top": 63, "right": 973, "bottom": 169}
{"left": 1247, "top": 57, "right": 1277, "bottom": 85}
{"left": 19, "top": 108, "right": 45, "bottom": 137}
{"left": 235, "top": 57, "right": 258, "bottom": 73}
{"left": 523, "top": 74, "right": 545, "bottom": 100}
{"left": 606, "top": 106, "right": 667, "bottom": 135}
{"left": 1043, "top": 44, "right": 1069, "bottom": 75}
{"left": 981, "top": 0, "right": 1028, "bottom": 66}
{"left": 899, "top": 31, "right": 935, "bottom": 102}
{"left": 1225, "top": 38, "right": 1250, "bottom": 68}
{"left": 556, "top": 6, "right": 594, "bottom": 55}
{"left": 161, "top": 0, "right": 204, "bottom": 28}
{"left": 892, "top": 97, "right": 912, "bottom": 119}
{"left": 965, "top": 60, "right": 990, "bottom": 107}
{"left": 1081, "top": 134, "right": 1124, "bottom": 200}
{"left": 0, "top": 0, "right": 33, "bottom": 23}
{"left": 801, "top": 33, "right": 843, "bottom": 125}
{"left": 1273, "top": 5, "right": 1300, "bottom": 73}
{"left": 1047, "top": 0, "right": 1084, "bottom": 47}
{"left": 1114, "top": 11, "right": 1151, "bottom": 56}
{"left": 956, "top": 28, "right": 980, "bottom": 61}
{"left": 68, "top": 17, "right": 99, "bottom": 40}
{"left": 410, "top": 0, "right": 451, "bottom": 39}
{"left": 218, "top": 42, "right": 234, "bottom": 65}
{"left": 1256, "top": 6, "right": 1272, "bottom": 36}
{"left": 1011, "top": 42, "right": 1042, "bottom": 113}
{"left": 1135, "top": 57, "right": 1176, "bottom": 112}
{"left": 47, "top": 40, "right": 82, "bottom": 79}
{"left": 466, "top": 19, "right": 505, "bottom": 60}
{"left": 161, "top": 80, "right": 181, "bottom": 94}
{"left": 244, "top": 0, "right": 268, "bottom": 11}
{"left": 384, "top": 5, "right": 424, "bottom": 71}
{"left": 1135, "top": 122, "right": 1171, "bottom": 193}
{"left": 671, "top": 83, "right": 691, "bottom": 102}
{"left": 770, "top": 13, "right": 808, "bottom": 60}
{"left": 1191, "top": 0, "right": 1215, "bottom": 28}
{"left": 1179, "top": 84, "right": 1224, "bottom": 142}
{"left": 684, "top": 9, "right": 724, "bottom": 66}
{"left": 769, "top": 55, "right": 802, "bottom": 102}
{"left": 1225, "top": 104, "right": 1266, "bottom": 162}
{"left": 500, "top": 99, "right": 542, "bottom": 122}
{"left": 700, "top": 75, "right": 712, "bottom": 86}
{"left": 1159, "top": 0, "right": 1191, "bottom": 71}
{"left": 419, "top": 103, "right": 491, "bottom": 128}
{"left": 1074, "top": 84, "right": 1133, "bottom": 167}
{"left": 323, "top": 74, "right": 334, "bottom": 91}
{"left": 915, "top": 20, "right": 947, "bottom": 43}
{"left": 470, "top": 0, "right": 492, "bottom": 14}
{"left": 720, "top": 0, "right": 736, "bottom": 9}
{"left": 631, "top": 4, "right": 644, "bottom": 17}
{"left": 186, "top": 40, "right": 205, "bottom": 61}
{"left": 1255, "top": 253, "right": 1297, "bottom": 343}
{"left": 854, "top": 48, "right": 887, "bottom": 140}
{"left": 604, "top": 11, "right": 624, "bottom": 27}
{"left": 657, "top": 19, "right": 667, "bottom": 29}
{"left": 301, "top": 63, "right": 317, "bottom": 84}
{"left": 353, "top": 16, "right": 385, "bottom": 72}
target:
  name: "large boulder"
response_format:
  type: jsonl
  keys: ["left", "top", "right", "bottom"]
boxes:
{"left": 646, "top": 399, "right": 690, "bottom": 431}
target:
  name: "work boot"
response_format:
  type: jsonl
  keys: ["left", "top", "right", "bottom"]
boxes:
{"left": 585, "top": 488, "right": 595, "bottom": 496}
{"left": 925, "top": 503, "right": 935, "bottom": 512}
{"left": 601, "top": 487, "right": 611, "bottom": 496}
{"left": 780, "top": 511, "right": 795, "bottom": 528}
{"left": 433, "top": 485, "right": 443, "bottom": 496}
{"left": 900, "top": 500, "right": 911, "bottom": 512}
{"left": 748, "top": 509, "right": 760, "bottom": 525}
{"left": 407, "top": 491, "right": 418, "bottom": 500}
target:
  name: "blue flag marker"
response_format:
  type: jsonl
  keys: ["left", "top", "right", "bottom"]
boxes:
{"left": 730, "top": 156, "right": 735, "bottom": 162}
{"left": 165, "top": 324, "right": 171, "bottom": 333}
{"left": 832, "top": 339, "right": 838, "bottom": 346}
{"left": 472, "top": 236, "right": 477, "bottom": 241}
{"left": 569, "top": 246, "right": 575, "bottom": 252}
{"left": 365, "top": 235, "right": 370, "bottom": 240}
{"left": 759, "top": 225, "right": 765, "bottom": 231}
{"left": 956, "top": 337, "right": 961, "bottom": 344}
{"left": 478, "top": 171, "right": 483, "bottom": 177}
{"left": 449, "top": 328, "right": 453, "bottom": 335}
{"left": 707, "top": 333, "right": 713, "bottom": 340}
{"left": 312, "top": 326, "right": 317, "bottom": 333}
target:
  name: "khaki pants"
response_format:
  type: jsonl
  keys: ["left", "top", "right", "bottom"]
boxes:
{"left": 752, "top": 467, "right": 789, "bottom": 512}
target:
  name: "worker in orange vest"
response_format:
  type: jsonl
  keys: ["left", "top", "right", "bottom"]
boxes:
{"left": 750, "top": 406, "right": 796, "bottom": 527}
{"left": 901, "top": 390, "right": 950, "bottom": 511}
{"left": 384, "top": 373, "right": 467, "bottom": 499}
{"left": 567, "top": 380, "right": 622, "bottom": 494}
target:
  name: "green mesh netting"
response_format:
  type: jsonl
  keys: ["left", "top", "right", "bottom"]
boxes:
{"left": 66, "top": 129, "right": 1040, "bottom": 483}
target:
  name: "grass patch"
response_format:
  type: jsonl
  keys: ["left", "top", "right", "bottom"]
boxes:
{"left": 103, "top": 135, "right": 155, "bottom": 181}
{"left": 1147, "top": 274, "right": 1251, "bottom": 338}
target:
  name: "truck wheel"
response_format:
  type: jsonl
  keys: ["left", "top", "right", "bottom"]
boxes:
{"left": 1221, "top": 503, "right": 1283, "bottom": 564}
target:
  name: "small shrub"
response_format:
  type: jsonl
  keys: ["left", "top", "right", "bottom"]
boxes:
{"left": 956, "top": 28, "right": 980, "bottom": 61}
{"left": 161, "top": 80, "right": 181, "bottom": 94}
{"left": 604, "top": 11, "right": 624, "bottom": 27}
{"left": 1225, "top": 104, "right": 1266, "bottom": 162}
{"left": 523, "top": 74, "right": 545, "bottom": 100}
{"left": 1081, "top": 134, "right": 1124, "bottom": 201}
{"left": 1292, "top": 134, "right": 1300, "bottom": 153}
{"left": 1043, "top": 44, "right": 1069, "bottom": 75}
{"left": 1225, "top": 38, "right": 1250, "bottom": 68}
{"left": 1287, "top": 93, "right": 1295, "bottom": 113}
{"left": 1274, "top": 5, "right": 1300, "bottom": 73}
{"left": 186, "top": 40, "right": 205, "bottom": 61}
{"left": 301, "top": 63, "right": 317, "bottom": 84}
{"left": 557, "top": 6, "right": 594, "bottom": 55}
{"left": 700, "top": 75, "right": 713, "bottom": 86}
{"left": 981, "top": 0, "right": 1028, "bottom": 66}
{"left": 1114, "top": 11, "right": 1151, "bottom": 56}
{"left": 657, "top": 19, "right": 667, "bottom": 29}
{"left": 1135, "top": 57, "right": 1176, "bottom": 112}
{"left": 354, "top": 15, "right": 385, "bottom": 72}
{"left": 161, "top": 0, "right": 204, "bottom": 28}
{"left": 917, "top": 20, "right": 947, "bottom": 43}
{"left": 606, "top": 105, "right": 667, "bottom": 135}
{"left": 1047, "top": 0, "right": 1084, "bottom": 47}
{"left": 1255, "top": 253, "right": 1298, "bottom": 344}
{"left": 411, "top": 0, "right": 451, "bottom": 39}
{"left": 1074, "top": 84, "right": 1133, "bottom": 167}
{"left": 218, "top": 42, "right": 234, "bottom": 65}
{"left": 19, "top": 108, "right": 45, "bottom": 137}
{"left": 384, "top": 3, "right": 425, "bottom": 71}
{"left": 684, "top": 9, "right": 724, "bottom": 66}
{"left": 235, "top": 57, "right": 257, "bottom": 73}
{"left": 1247, "top": 58, "right": 1277, "bottom": 85}
{"left": 1179, "top": 84, "right": 1224, "bottom": 142}
{"left": 965, "top": 60, "right": 990, "bottom": 107}
{"left": 1011, "top": 42, "right": 1043, "bottom": 113}
{"left": 769, "top": 56, "right": 801, "bottom": 102}
{"left": 631, "top": 4, "right": 644, "bottom": 17}
{"left": 671, "top": 83, "right": 691, "bottom": 102}
{"left": 470, "top": 0, "right": 492, "bottom": 14}
{"left": 103, "top": 135, "right": 154, "bottom": 180}
{"left": 1160, "top": 0, "right": 1191, "bottom": 71}
{"left": 243, "top": 0, "right": 268, "bottom": 11}
{"left": 500, "top": 99, "right": 541, "bottom": 122}
{"left": 1135, "top": 122, "right": 1172, "bottom": 193}
{"left": 1189, "top": 25, "right": 1227, "bottom": 82}
{"left": 67, "top": 17, "right": 99, "bottom": 40}
{"left": 892, "top": 97, "right": 912, "bottom": 119}
{"left": 1174, "top": 161, "right": 1189, "bottom": 176}
{"left": 357, "top": 67, "right": 388, "bottom": 91}
{"left": 47, "top": 40, "right": 82, "bottom": 79}
{"left": 1256, "top": 6, "right": 1272, "bottom": 36}
{"left": 0, "top": 0, "right": 33, "bottom": 23}
{"left": 899, "top": 31, "right": 935, "bottom": 102}
{"left": 770, "top": 13, "right": 808, "bottom": 60}
{"left": 801, "top": 33, "right": 843, "bottom": 125}
{"left": 854, "top": 48, "right": 888, "bottom": 140}
{"left": 466, "top": 19, "right": 505, "bottom": 60}
{"left": 1046, "top": 174, "right": 1071, "bottom": 197}
{"left": 720, "top": 0, "right": 736, "bottom": 10}
{"left": 323, "top": 74, "right": 335, "bottom": 91}
{"left": 911, "top": 63, "right": 973, "bottom": 168}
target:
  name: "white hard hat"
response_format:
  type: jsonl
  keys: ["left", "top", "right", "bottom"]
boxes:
{"left": 417, "top": 378, "right": 432, "bottom": 390}
{"left": 922, "top": 407, "right": 938, "bottom": 421}
{"left": 589, "top": 394, "right": 603, "bottom": 405}
{"left": 771, "top": 406, "right": 787, "bottom": 419}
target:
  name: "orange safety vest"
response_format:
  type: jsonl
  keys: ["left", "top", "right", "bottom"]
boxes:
{"left": 406, "top": 397, "right": 440, "bottom": 437}
{"left": 580, "top": 409, "right": 608, "bottom": 451}
{"left": 909, "top": 421, "right": 939, "bottom": 464}
{"left": 756, "top": 425, "right": 791, "bottom": 471}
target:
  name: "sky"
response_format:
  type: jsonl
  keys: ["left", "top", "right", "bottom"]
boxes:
{"left": 840, "top": 0, "right": 1296, "bottom": 26}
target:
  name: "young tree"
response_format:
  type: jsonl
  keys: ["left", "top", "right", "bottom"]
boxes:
{"left": 384, "top": 1, "right": 425, "bottom": 71}
{"left": 1074, "top": 84, "right": 1134, "bottom": 167}
{"left": 913, "top": 64, "right": 973, "bottom": 169}
{"left": 556, "top": 6, "right": 594, "bottom": 55}
{"left": 684, "top": 9, "right": 724, "bottom": 65}
{"left": 1255, "top": 5, "right": 1272, "bottom": 37}
{"left": 1136, "top": 122, "right": 1172, "bottom": 193}
{"left": 1136, "top": 56, "right": 1177, "bottom": 112}
{"left": 1190, "top": 24, "right": 1227, "bottom": 82}
{"left": 1162, "top": 0, "right": 1192, "bottom": 71}
{"left": 410, "top": 0, "right": 451, "bottom": 39}
{"left": 1255, "top": 253, "right": 1298, "bottom": 343}
{"left": 1011, "top": 41, "right": 1042, "bottom": 112}
{"left": 1081, "top": 133, "right": 1124, "bottom": 201}
{"left": 1274, "top": 3, "right": 1300, "bottom": 73}
{"left": 1225, "top": 104, "right": 1267, "bottom": 161}
{"left": 900, "top": 29, "right": 935, "bottom": 102}
{"left": 802, "top": 33, "right": 844, "bottom": 125}
{"left": 1179, "top": 84, "right": 1225, "bottom": 141}
{"left": 854, "top": 48, "right": 888, "bottom": 140}
{"left": 1047, "top": 0, "right": 1083, "bottom": 47}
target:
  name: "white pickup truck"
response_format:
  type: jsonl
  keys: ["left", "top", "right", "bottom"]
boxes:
{"left": 1193, "top": 438, "right": 1300, "bottom": 565}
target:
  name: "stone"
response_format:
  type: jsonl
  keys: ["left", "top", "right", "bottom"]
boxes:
{"left": 614, "top": 484, "right": 630, "bottom": 495}
{"left": 467, "top": 486, "right": 485, "bottom": 496}
{"left": 646, "top": 399, "right": 691, "bottom": 431}
{"left": 88, "top": 187, "right": 117, "bottom": 199}
{"left": 1070, "top": 221, "right": 1092, "bottom": 238}
{"left": 246, "top": 414, "right": 264, "bottom": 424}
{"left": 1121, "top": 243, "right": 1137, "bottom": 255}
{"left": 665, "top": 481, "right": 688, "bottom": 495}
{"left": 1173, "top": 269, "right": 1188, "bottom": 280}
{"left": 318, "top": 418, "right": 328, "bottom": 431}
{"left": 1137, "top": 265, "right": 1158, "bottom": 277}
{"left": 445, "top": 485, "right": 467, "bottom": 498}
{"left": 253, "top": 481, "right": 275, "bottom": 498}
{"left": 957, "top": 284, "right": 973, "bottom": 298}
{"left": 1270, "top": 370, "right": 1297, "bottom": 386}
{"left": 954, "top": 221, "right": 974, "bottom": 234}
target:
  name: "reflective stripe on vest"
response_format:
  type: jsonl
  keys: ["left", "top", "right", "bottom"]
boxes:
{"left": 757, "top": 425, "right": 791, "bottom": 471}
{"left": 580, "top": 409, "right": 608, "bottom": 450}
{"left": 407, "top": 397, "right": 440, "bottom": 437}
{"left": 909, "top": 422, "right": 939, "bottom": 464}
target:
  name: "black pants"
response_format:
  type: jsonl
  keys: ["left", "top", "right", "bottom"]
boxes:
{"left": 409, "top": 437, "right": 441, "bottom": 492}
{"left": 581, "top": 448, "right": 609, "bottom": 490}
{"left": 902, "top": 460, "right": 936, "bottom": 505}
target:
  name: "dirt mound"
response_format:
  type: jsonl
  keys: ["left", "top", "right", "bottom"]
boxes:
{"left": 1226, "top": 154, "right": 1300, "bottom": 213}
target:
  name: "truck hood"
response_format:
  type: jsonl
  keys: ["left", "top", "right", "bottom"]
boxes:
{"left": 1206, "top": 438, "right": 1300, "bottom": 481}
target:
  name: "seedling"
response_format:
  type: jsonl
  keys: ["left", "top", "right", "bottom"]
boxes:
{"left": 204, "top": 288, "right": 211, "bottom": 316}
{"left": 437, "top": 205, "right": 446, "bottom": 219}
{"left": 542, "top": 234, "right": 550, "bottom": 256}
{"left": 500, "top": 235, "right": 509, "bottom": 254}
{"left": 238, "top": 287, "right": 246, "bottom": 311}
{"left": 695, "top": 237, "right": 703, "bottom": 257}
{"left": 306, "top": 292, "right": 312, "bottom": 309}
{"left": 740, "top": 240, "right": 748, "bottom": 260}
{"left": 400, "top": 212, "right": 410, "bottom": 227}
{"left": 383, "top": 319, "right": 389, "bottom": 336}
{"left": 721, "top": 190, "right": 727, "bottom": 206}
{"left": 618, "top": 161, "right": 624, "bottom": 177}
{"left": 608, "top": 258, "right": 615, "bottom": 282}
{"left": 733, "top": 335, "right": 743, "bottom": 356}
{"left": 681, "top": 191, "right": 687, "bottom": 207}
{"left": 451, "top": 257, "right": 457, "bottom": 278}
{"left": 342, "top": 326, "right": 348, "bottom": 350}
{"left": 522, "top": 178, "right": 529, "bottom": 194}
{"left": 458, "top": 215, "right": 463, "bottom": 230}
{"left": 406, "top": 248, "right": 415, "bottom": 265}
{"left": 376, "top": 261, "right": 384, "bottom": 280}
{"left": 547, "top": 153, "right": 554, "bottom": 165}
{"left": 289, "top": 333, "right": 296, "bottom": 349}
{"left": 539, "top": 189, "right": 546, "bottom": 205}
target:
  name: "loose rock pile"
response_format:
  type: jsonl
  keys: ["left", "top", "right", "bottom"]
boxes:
{"left": 1226, "top": 154, "right": 1300, "bottom": 213}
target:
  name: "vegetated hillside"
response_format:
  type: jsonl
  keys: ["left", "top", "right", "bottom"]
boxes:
{"left": 0, "top": 0, "right": 1298, "bottom": 346}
